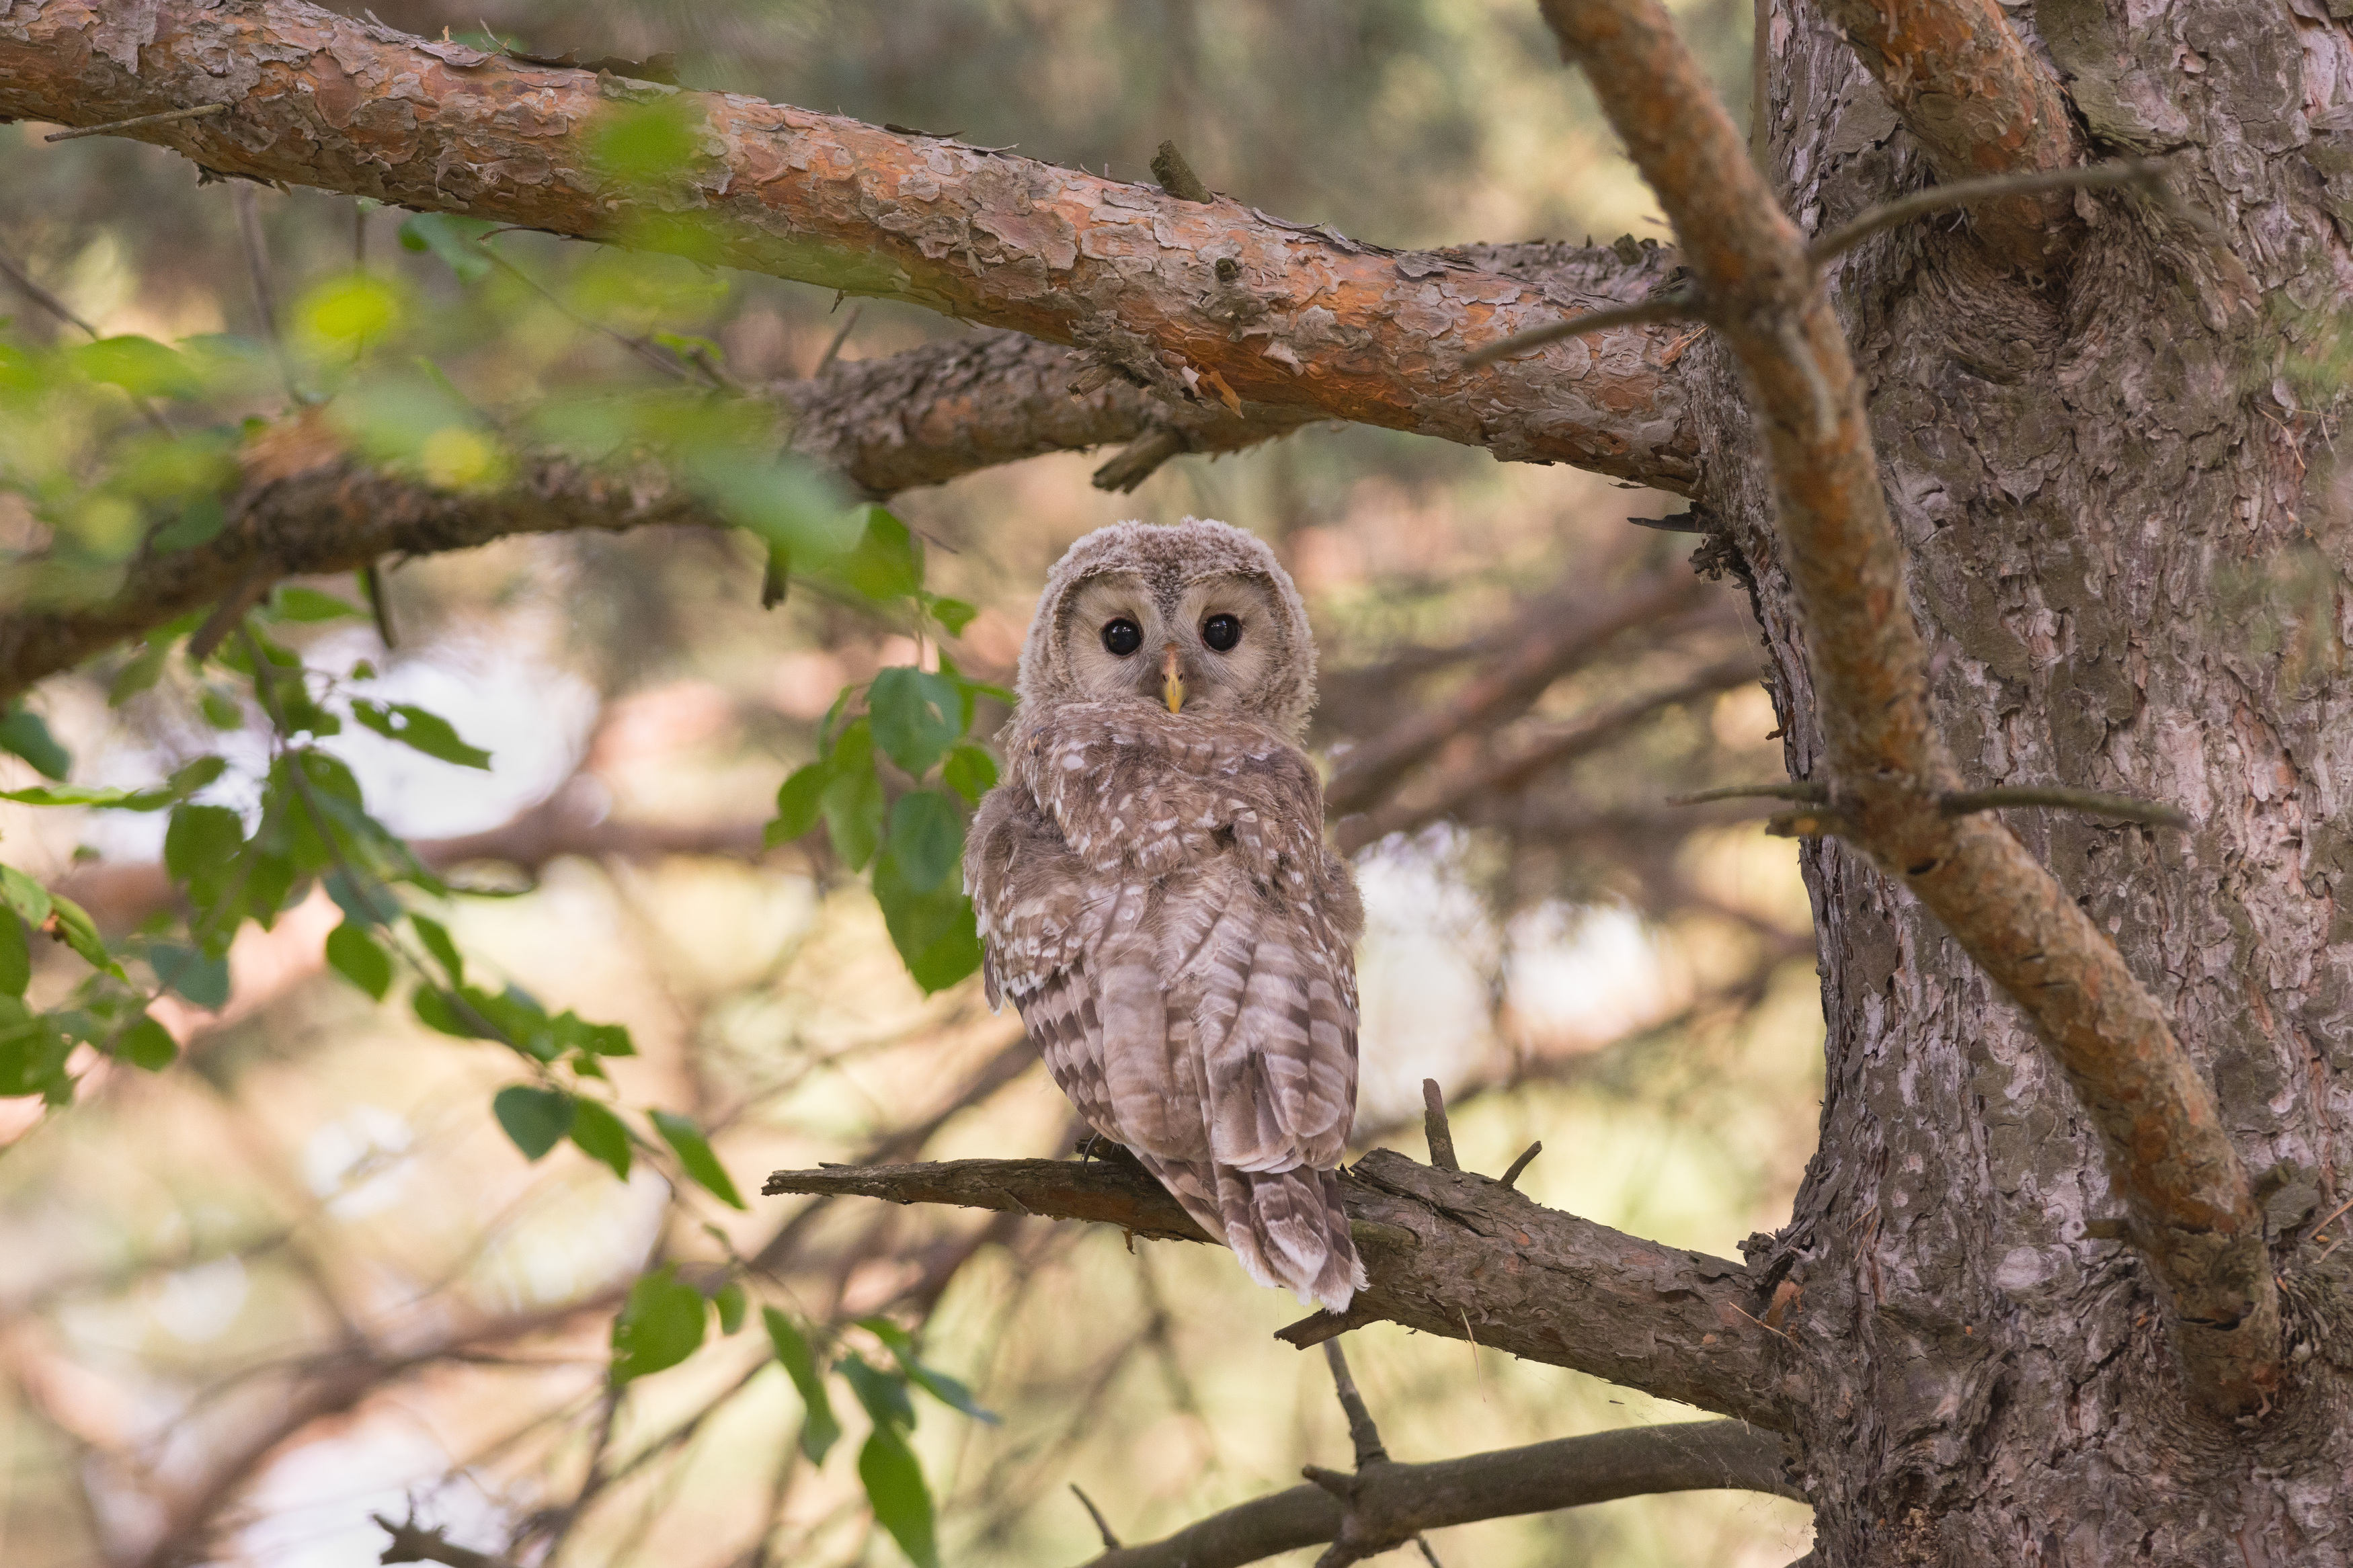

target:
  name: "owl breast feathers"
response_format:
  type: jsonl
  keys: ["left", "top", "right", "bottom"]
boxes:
{"left": 961, "top": 519, "right": 1368, "bottom": 1311}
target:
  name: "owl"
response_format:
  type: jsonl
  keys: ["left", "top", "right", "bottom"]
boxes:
{"left": 963, "top": 518, "right": 1367, "bottom": 1311}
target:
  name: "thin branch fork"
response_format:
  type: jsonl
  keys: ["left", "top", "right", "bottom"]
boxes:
{"left": 1534, "top": 0, "right": 2278, "bottom": 1417}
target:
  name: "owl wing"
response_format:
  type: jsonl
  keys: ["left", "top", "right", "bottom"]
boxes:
{"left": 963, "top": 780, "right": 1213, "bottom": 1165}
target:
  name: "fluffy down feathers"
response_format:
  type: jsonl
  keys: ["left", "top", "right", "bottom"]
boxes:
{"left": 964, "top": 519, "right": 1366, "bottom": 1310}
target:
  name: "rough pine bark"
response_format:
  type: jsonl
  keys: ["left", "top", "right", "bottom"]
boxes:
{"left": 1707, "top": 2, "right": 2353, "bottom": 1560}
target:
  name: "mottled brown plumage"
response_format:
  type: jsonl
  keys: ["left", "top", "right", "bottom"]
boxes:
{"left": 963, "top": 519, "right": 1367, "bottom": 1309}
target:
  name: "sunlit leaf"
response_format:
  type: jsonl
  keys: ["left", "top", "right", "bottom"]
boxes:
{"left": 869, "top": 668, "right": 963, "bottom": 778}
{"left": 0, "top": 865, "right": 53, "bottom": 930}
{"left": 69, "top": 335, "right": 202, "bottom": 399}
{"left": 568, "top": 1096, "right": 633, "bottom": 1180}
{"left": 859, "top": 1424, "right": 939, "bottom": 1568}
{"left": 0, "top": 710, "right": 70, "bottom": 780}
{"left": 324, "top": 920, "right": 393, "bottom": 1000}
{"left": 492, "top": 1084, "right": 574, "bottom": 1161}
{"left": 271, "top": 586, "right": 362, "bottom": 622}
{"left": 116, "top": 1016, "right": 178, "bottom": 1072}
{"left": 294, "top": 272, "right": 404, "bottom": 355}
{"left": 351, "top": 700, "right": 493, "bottom": 769}
{"left": 611, "top": 1266, "right": 707, "bottom": 1384}
{"left": 941, "top": 743, "right": 997, "bottom": 806}
{"left": 763, "top": 1307, "right": 842, "bottom": 1462}
{"left": 649, "top": 1109, "right": 746, "bottom": 1209}
{"left": 924, "top": 595, "right": 979, "bottom": 636}
{"left": 46, "top": 894, "right": 121, "bottom": 978}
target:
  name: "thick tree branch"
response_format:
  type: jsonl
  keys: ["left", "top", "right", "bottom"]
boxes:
{"left": 1535, "top": 0, "right": 2277, "bottom": 1417}
{"left": 1811, "top": 0, "right": 2087, "bottom": 270}
{"left": 1082, "top": 1419, "right": 1798, "bottom": 1568}
{"left": 0, "top": 0, "right": 1702, "bottom": 488}
{"left": 762, "top": 1150, "right": 1796, "bottom": 1430}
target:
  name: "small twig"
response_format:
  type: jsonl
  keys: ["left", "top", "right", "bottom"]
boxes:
{"left": 373, "top": 1514, "right": 522, "bottom": 1568}
{"left": 1498, "top": 1142, "right": 1542, "bottom": 1192}
{"left": 1420, "top": 1079, "right": 1459, "bottom": 1173}
{"left": 1151, "top": 140, "right": 1213, "bottom": 204}
{"left": 1668, "top": 782, "right": 1827, "bottom": 807}
{"left": 1806, "top": 160, "right": 2167, "bottom": 266}
{"left": 362, "top": 561, "right": 398, "bottom": 649}
{"left": 810, "top": 302, "right": 864, "bottom": 377}
{"left": 1071, "top": 1484, "right": 1121, "bottom": 1550}
{"left": 1938, "top": 786, "right": 2190, "bottom": 830}
{"left": 1092, "top": 425, "right": 1191, "bottom": 493}
{"left": 1322, "top": 1339, "right": 1389, "bottom": 1470}
{"left": 1412, "top": 1536, "right": 1446, "bottom": 1568}
{"left": 188, "top": 568, "right": 276, "bottom": 662}
{"left": 44, "top": 101, "right": 228, "bottom": 142}
{"left": 1462, "top": 291, "right": 1698, "bottom": 368}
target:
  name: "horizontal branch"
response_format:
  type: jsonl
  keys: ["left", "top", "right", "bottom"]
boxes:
{"left": 0, "top": 327, "right": 1295, "bottom": 706}
{"left": 1086, "top": 1420, "right": 1798, "bottom": 1568}
{"left": 0, "top": 0, "right": 1703, "bottom": 489}
{"left": 763, "top": 1150, "right": 1796, "bottom": 1430}
{"left": 1812, "top": 0, "right": 2087, "bottom": 271}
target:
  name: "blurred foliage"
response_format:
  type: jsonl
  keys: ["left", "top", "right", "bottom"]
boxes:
{"left": 0, "top": 3, "right": 1825, "bottom": 1567}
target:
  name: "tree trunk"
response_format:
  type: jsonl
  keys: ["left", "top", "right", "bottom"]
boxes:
{"left": 1716, "top": 3, "right": 2353, "bottom": 1559}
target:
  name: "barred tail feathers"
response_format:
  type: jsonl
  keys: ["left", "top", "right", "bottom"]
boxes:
{"left": 1215, "top": 1162, "right": 1365, "bottom": 1312}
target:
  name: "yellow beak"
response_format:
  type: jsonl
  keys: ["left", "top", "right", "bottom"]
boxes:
{"left": 1161, "top": 645, "right": 1186, "bottom": 713}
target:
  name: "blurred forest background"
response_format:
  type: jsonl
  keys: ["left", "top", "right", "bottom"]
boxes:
{"left": 0, "top": 2, "right": 1824, "bottom": 1565}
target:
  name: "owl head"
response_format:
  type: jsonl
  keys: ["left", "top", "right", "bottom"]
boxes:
{"left": 1016, "top": 518, "right": 1318, "bottom": 738}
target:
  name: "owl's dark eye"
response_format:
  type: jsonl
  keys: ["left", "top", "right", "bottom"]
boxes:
{"left": 1201, "top": 614, "right": 1242, "bottom": 653}
{"left": 1101, "top": 618, "right": 1143, "bottom": 657}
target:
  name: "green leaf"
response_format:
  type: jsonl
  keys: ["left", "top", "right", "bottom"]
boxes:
{"left": 924, "top": 595, "right": 979, "bottom": 636}
{"left": 0, "top": 913, "right": 28, "bottom": 999}
{"left": 0, "top": 1007, "right": 72, "bottom": 1100}
{"left": 836, "top": 507, "right": 924, "bottom": 602}
{"left": 551, "top": 1012, "right": 635, "bottom": 1057}
{"left": 881, "top": 792, "right": 964, "bottom": 894}
{"left": 611, "top": 1266, "right": 707, "bottom": 1384}
{"left": 649, "top": 1109, "right": 746, "bottom": 1209}
{"left": 870, "top": 870, "right": 983, "bottom": 995}
{"left": 410, "top": 913, "right": 464, "bottom": 984}
{"left": 397, "top": 212, "right": 494, "bottom": 282}
{"left": 149, "top": 494, "right": 228, "bottom": 553}
{"left": 820, "top": 727, "right": 885, "bottom": 872}
{"left": 940, "top": 743, "right": 998, "bottom": 806}
{"left": 325, "top": 920, "right": 393, "bottom": 1000}
{"left": 165, "top": 803, "right": 245, "bottom": 909}
{"left": 696, "top": 452, "right": 857, "bottom": 558}
{"left": 116, "top": 1015, "right": 178, "bottom": 1071}
{"left": 839, "top": 1352, "right": 918, "bottom": 1432}
{"left": 0, "top": 866, "right": 52, "bottom": 930}
{"left": 69, "top": 335, "right": 202, "bottom": 399}
{"left": 768, "top": 760, "right": 831, "bottom": 846}
{"left": 868, "top": 668, "right": 963, "bottom": 778}
{"left": 46, "top": 895, "right": 121, "bottom": 978}
{"left": 713, "top": 1280, "right": 747, "bottom": 1335}
{"left": 567, "top": 1097, "right": 633, "bottom": 1180}
{"left": 492, "top": 1085, "right": 575, "bottom": 1161}
{"left": 412, "top": 985, "right": 479, "bottom": 1038}
{"left": 147, "top": 940, "right": 231, "bottom": 1008}
{"left": 763, "top": 1307, "right": 842, "bottom": 1462}
{"left": 859, "top": 1424, "right": 939, "bottom": 1568}
{"left": 0, "top": 710, "right": 71, "bottom": 780}
{"left": 271, "top": 586, "right": 362, "bottom": 622}
{"left": 1, "top": 755, "right": 225, "bottom": 812}
{"left": 351, "top": 700, "right": 493, "bottom": 769}
{"left": 859, "top": 1318, "right": 1002, "bottom": 1424}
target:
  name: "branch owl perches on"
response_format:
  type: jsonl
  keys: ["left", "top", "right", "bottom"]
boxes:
{"left": 963, "top": 519, "right": 1368, "bottom": 1310}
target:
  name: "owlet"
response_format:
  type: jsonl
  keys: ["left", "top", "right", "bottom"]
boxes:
{"left": 963, "top": 518, "right": 1367, "bottom": 1311}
